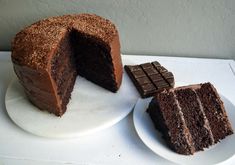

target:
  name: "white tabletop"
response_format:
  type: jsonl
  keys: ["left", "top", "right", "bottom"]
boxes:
{"left": 0, "top": 52, "right": 234, "bottom": 165}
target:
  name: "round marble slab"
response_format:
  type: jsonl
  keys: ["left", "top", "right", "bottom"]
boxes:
{"left": 5, "top": 72, "right": 138, "bottom": 138}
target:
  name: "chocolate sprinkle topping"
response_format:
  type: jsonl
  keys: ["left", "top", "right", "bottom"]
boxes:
{"left": 11, "top": 14, "right": 118, "bottom": 70}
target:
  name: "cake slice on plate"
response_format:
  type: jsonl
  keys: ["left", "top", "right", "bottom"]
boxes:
{"left": 147, "top": 82, "right": 233, "bottom": 155}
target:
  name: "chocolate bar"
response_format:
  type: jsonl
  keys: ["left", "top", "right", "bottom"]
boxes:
{"left": 124, "top": 61, "right": 175, "bottom": 98}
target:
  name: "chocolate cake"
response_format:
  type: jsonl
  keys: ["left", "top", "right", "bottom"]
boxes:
{"left": 147, "top": 82, "right": 233, "bottom": 155}
{"left": 11, "top": 14, "right": 123, "bottom": 116}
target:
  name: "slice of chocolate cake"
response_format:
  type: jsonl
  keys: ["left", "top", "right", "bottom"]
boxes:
{"left": 147, "top": 82, "right": 233, "bottom": 155}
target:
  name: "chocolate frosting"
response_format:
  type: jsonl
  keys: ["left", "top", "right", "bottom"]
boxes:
{"left": 11, "top": 14, "right": 122, "bottom": 116}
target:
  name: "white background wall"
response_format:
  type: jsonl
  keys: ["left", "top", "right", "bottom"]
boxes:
{"left": 0, "top": 0, "right": 234, "bottom": 59}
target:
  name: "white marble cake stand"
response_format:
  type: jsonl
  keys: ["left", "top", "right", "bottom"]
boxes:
{"left": 5, "top": 71, "right": 139, "bottom": 138}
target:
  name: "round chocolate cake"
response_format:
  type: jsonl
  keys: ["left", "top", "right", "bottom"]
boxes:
{"left": 11, "top": 14, "right": 123, "bottom": 116}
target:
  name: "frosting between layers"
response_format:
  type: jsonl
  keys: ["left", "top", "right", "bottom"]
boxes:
{"left": 172, "top": 91, "right": 196, "bottom": 154}
{"left": 192, "top": 89, "right": 215, "bottom": 144}
{"left": 171, "top": 85, "right": 216, "bottom": 150}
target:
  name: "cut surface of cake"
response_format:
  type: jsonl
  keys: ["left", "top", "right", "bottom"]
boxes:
{"left": 147, "top": 82, "right": 233, "bottom": 155}
{"left": 11, "top": 14, "right": 123, "bottom": 116}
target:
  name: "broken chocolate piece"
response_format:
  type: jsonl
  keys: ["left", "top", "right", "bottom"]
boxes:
{"left": 125, "top": 61, "right": 175, "bottom": 98}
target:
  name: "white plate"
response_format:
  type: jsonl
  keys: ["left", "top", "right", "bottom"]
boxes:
{"left": 5, "top": 72, "right": 139, "bottom": 138}
{"left": 133, "top": 96, "right": 235, "bottom": 165}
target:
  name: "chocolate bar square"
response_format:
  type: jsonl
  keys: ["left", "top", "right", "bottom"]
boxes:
{"left": 125, "top": 61, "right": 175, "bottom": 98}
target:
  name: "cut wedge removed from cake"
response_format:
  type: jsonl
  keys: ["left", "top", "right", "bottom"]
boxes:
{"left": 147, "top": 82, "right": 233, "bottom": 155}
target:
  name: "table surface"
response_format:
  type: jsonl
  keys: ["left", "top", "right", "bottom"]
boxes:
{"left": 0, "top": 52, "right": 235, "bottom": 165}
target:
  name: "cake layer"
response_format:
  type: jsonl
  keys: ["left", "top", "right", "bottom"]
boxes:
{"left": 60, "top": 70, "right": 77, "bottom": 115}
{"left": 148, "top": 91, "right": 194, "bottom": 155}
{"left": 175, "top": 88, "right": 213, "bottom": 151}
{"left": 51, "top": 52, "right": 76, "bottom": 98}
{"left": 51, "top": 50, "right": 74, "bottom": 86}
{"left": 196, "top": 83, "right": 233, "bottom": 142}
{"left": 147, "top": 82, "right": 233, "bottom": 155}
